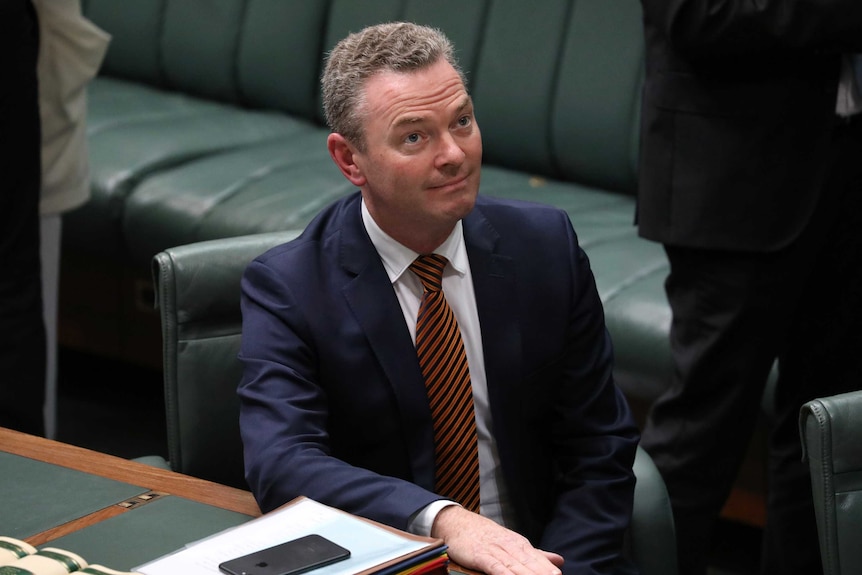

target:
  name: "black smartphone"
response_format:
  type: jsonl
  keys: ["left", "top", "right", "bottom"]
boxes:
{"left": 218, "top": 534, "right": 351, "bottom": 575}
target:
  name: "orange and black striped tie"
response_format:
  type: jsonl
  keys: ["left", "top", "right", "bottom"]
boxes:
{"left": 409, "top": 254, "right": 480, "bottom": 514}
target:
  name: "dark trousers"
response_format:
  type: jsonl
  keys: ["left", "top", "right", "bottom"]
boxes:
{"left": 640, "top": 115, "right": 862, "bottom": 575}
{"left": 0, "top": 0, "right": 45, "bottom": 436}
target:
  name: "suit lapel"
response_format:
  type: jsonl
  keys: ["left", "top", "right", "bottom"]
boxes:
{"left": 337, "top": 202, "right": 436, "bottom": 489}
{"left": 463, "top": 207, "right": 522, "bottom": 456}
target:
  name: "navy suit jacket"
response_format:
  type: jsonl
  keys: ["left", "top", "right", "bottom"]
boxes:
{"left": 637, "top": 0, "right": 862, "bottom": 252}
{"left": 238, "top": 192, "right": 639, "bottom": 574}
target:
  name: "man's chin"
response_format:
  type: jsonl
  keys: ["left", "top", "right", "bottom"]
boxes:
{"left": 447, "top": 188, "right": 478, "bottom": 214}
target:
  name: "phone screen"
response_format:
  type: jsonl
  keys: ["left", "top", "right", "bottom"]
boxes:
{"left": 218, "top": 534, "right": 351, "bottom": 575}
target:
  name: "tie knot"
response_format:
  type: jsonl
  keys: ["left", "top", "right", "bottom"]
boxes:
{"left": 410, "top": 254, "right": 448, "bottom": 292}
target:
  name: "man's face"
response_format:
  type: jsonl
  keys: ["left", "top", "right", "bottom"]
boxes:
{"left": 340, "top": 59, "right": 482, "bottom": 249}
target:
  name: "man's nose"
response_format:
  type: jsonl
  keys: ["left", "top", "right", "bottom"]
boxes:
{"left": 436, "top": 132, "right": 466, "bottom": 167}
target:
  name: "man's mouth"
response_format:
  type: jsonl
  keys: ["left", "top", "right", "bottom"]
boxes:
{"left": 429, "top": 175, "right": 469, "bottom": 191}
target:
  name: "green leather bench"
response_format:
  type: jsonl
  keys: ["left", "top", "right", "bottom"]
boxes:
{"left": 62, "top": 0, "right": 766, "bottom": 525}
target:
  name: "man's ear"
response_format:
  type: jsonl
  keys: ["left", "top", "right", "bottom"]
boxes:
{"left": 327, "top": 133, "right": 366, "bottom": 187}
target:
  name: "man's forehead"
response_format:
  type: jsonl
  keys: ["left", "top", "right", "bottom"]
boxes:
{"left": 361, "top": 63, "right": 469, "bottom": 117}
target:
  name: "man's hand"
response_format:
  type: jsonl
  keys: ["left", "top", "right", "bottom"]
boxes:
{"left": 431, "top": 506, "right": 564, "bottom": 575}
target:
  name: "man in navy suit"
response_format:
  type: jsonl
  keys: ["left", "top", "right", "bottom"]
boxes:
{"left": 636, "top": 1, "right": 862, "bottom": 573}
{"left": 238, "top": 22, "right": 639, "bottom": 575}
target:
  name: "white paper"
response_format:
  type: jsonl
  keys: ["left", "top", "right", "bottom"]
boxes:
{"left": 135, "top": 498, "right": 431, "bottom": 575}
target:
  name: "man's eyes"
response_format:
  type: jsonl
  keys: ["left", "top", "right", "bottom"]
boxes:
{"left": 400, "top": 116, "right": 471, "bottom": 144}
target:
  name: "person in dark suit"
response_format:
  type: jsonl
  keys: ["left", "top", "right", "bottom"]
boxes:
{"left": 636, "top": 2, "right": 862, "bottom": 574}
{"left": 238, "top": 22, "right": 639, "bottom": 575}
{"left": 0, "top": 0, "right": 46, "bottom": 436}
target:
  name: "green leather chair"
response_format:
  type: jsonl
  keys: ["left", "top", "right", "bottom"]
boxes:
{"left": 800, "top": 390, "right": 862, "bottom": 575}
{"left": 152, "top": 230, "right": 301, "bottom": 488}
{"left": 152, "top": 231, "right": 677, "bottom": 575}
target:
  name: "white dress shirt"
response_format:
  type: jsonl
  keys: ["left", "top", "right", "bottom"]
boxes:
{"left": 360, "top": 200, "right": 518, "bottom": 536}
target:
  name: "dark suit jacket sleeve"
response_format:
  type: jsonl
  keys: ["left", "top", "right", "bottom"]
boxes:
{"left": 532, "top": 211, "right": 639, "bottom": 574}
{"left": 641, "top": 0, "right": 862, "bottom": 57}
{"left": 237, "top": 247, "right": 443, "bottom": 529}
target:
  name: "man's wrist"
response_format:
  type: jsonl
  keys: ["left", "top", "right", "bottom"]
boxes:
{"left": 407, "top": 499, "right": 460, "bottom": 536}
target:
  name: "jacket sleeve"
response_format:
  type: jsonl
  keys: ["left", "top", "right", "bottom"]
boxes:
{"left": 641, "top": 0, "right": 862, "bottom": 57}
{"left": 536, "top": 211, "right": 640, "bottom": 574}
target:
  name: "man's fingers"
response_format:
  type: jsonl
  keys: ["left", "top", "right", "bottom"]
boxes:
{"left": 432, "top": 507, "right": 563, "bottom": 575}
{"left": 540, "top": 551, "right": 565, "bottom": 568}
{"left": 478, "top": 542, "right": 562, "bottom": 575}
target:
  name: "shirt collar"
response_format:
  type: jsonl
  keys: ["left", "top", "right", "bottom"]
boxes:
{"left": 361, "top": 198, "right": 468, "bottom": 284}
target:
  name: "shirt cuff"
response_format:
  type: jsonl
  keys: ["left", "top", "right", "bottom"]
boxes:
{"left": 407, "top": 500, "right": 460, "bottom": 537}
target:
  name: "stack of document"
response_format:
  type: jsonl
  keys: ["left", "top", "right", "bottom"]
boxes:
{"left": 135, "top": 497, "right": 448, "bottom": 575}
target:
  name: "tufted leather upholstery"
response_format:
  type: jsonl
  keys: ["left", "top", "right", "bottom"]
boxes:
{"left": 800, "top": 390, "right": 862, "bottom": 575}
{"left": 151, "top": 232, "right": 677, "bottom": 575}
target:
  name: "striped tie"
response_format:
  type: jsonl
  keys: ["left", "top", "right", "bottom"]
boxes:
{"left": 409, "top": 254, "right": 480, "bottom": 513}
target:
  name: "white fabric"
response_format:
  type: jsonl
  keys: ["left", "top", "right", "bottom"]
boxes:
{"left": 361, "top": 201, "right": 518, "bottom": 536}
{"left": 836, "top": 54, "right": 862, "bottom": 117}
{"left": 32, "top": 0, "right": 109, "bottom": 438}
{"left": 33, "top": 0, "right": 110, "bottom": 215}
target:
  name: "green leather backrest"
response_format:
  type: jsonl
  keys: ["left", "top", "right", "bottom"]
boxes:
{"left": 801, "top": 390, "right": 862, "bottom": 575}
{"left": 472, "top": 0, "right": 643, "bottom": 193}
{"left": 471, "top": 0, "right": 572, "bottom": 177}
{"left": 153, "top": 230, "right": 301, "bottom": 489}
{"left": 83, "top": 0, "right": 166, "bottom": 85}
{"left": 163, "top": 0, "right": 332, "bottom": 113}
{"left": 85, "top": 0, "right": 332, "bottom": 114}
{"left": 237, "top": 0, "right": 331, "bottom": 115}
{"left": 551, "top": 0, "right": 644, "bottom": 193}
{"left": 160, "top": 0, "right": 246, "bottom": 102}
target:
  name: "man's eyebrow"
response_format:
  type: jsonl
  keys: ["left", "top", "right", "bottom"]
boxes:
{"left": 391, "top": 96, "right": 475, "bottom": 130}
{"left": 392, "top": 115, "right": 425, "bottom": 130}
{"left": 456, "top": 96, "right": 473, "bottom": 113}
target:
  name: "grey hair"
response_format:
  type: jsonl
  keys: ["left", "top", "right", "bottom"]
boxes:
{"left": 321, "top": 22, "right": 465, "bottom": 150}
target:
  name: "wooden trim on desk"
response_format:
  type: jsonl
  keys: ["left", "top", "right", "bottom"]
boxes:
{"left": 25, "top": 500, "right": 132, "bottom": 547}
{"left": 0, "top": 427, "right": 261, "bottom": 517}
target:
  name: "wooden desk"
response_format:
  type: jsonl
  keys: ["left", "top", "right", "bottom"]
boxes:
{"left": 1, "top": 427, "right": 472, "bottom": 575}
{"left": 0, "top": 426, "right": 260, "bottom": 547}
